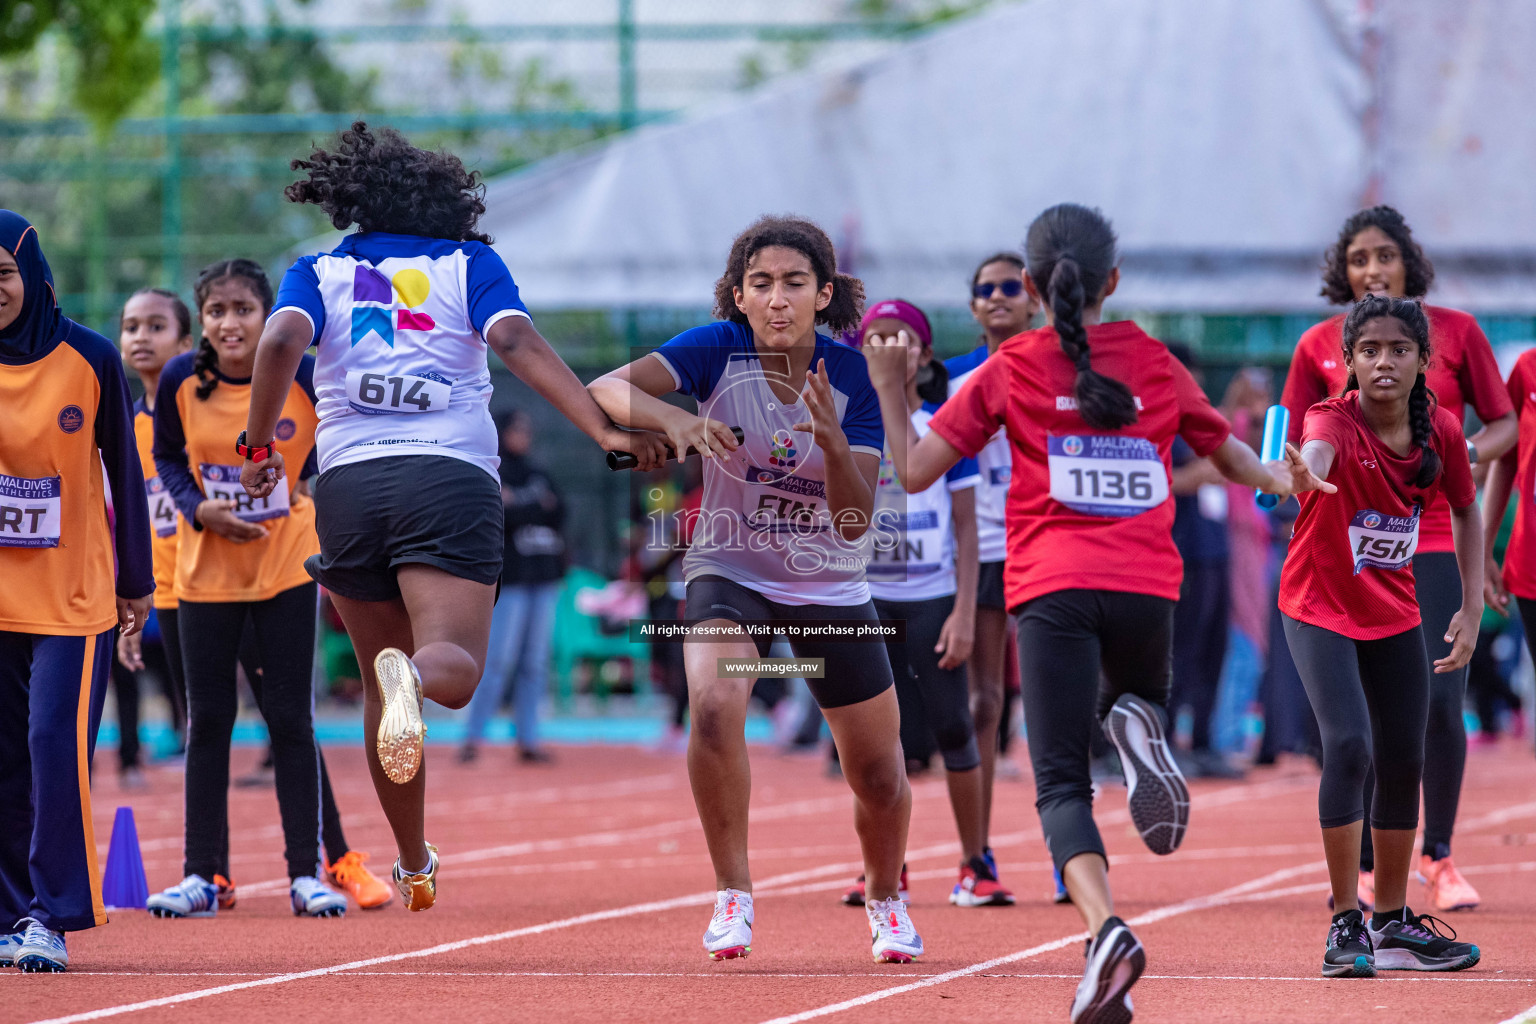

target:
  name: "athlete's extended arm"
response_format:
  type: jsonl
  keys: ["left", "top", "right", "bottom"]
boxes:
{"left": 241, "top": 309, "right": 310, "bottom": 498}
{"left": 588, "top": 354, "right": 740, "bottom": 462}
{"left": 1481, "top": 451, "right": 1516, "bottom": 615}
{"left": 490, "top": 317, "right": 669, "bottom": 466}
{"left": 1441, "top": 502, "right": 1485, "bottom": 673}
{"left": 862, "top": 332, "right": 964, "bottom": 492}
{"left": 1208, "top": 435, "right": 1335, "bottom": 498}
{"left": 796, "top": 359, "right": 879, "bottom": 541}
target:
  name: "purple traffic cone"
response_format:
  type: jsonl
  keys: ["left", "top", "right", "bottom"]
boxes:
{"left": 102, "top": 806, "right": 148, "bottom": 909}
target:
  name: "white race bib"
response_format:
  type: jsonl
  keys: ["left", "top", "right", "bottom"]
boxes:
{"left": 0, "top": 474, "right": 62, "bottom": 547}
{"left": 1348, "top": 508, "right": 1419, "bottom": 574}
{"left": 146, "top": 475, "right": 177, "bottom": 538}
{"left": 345, "top": 370, "right": 452, "bottom": 415}
{"left": 1048, "top": 434, "right": 1168, "bottom": 517}
{"left": 198, "top": 464, "right": 290, "bottom": 523}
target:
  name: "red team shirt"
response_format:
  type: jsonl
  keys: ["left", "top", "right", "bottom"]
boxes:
{"left": 1279, "top": 394, "right": 1475, "bottom": 640}
{"left": 1281, "top": 306, "right": 1509, "bottom": 554}
{"left": 1496, "top": 349, "right": 1536, "bottom": 601}
{"left": 928, "top": 320, "right": 1231, "bottom": 610}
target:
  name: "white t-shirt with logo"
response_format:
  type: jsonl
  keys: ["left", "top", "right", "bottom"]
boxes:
{"left": 945, "top": 344, "right": 1010, "bottom": 562}
{"left": 652, "top": 321, "right": 885, "bottom": 607}
{"left": 272, "top": 232, "right": 531, "bottom": 479}
{"left": 867, "top": 405, "right": 980, "bottom": 603}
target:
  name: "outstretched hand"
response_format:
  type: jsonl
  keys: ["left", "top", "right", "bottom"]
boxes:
{"left": 1267, "top": 442, "right": 1335, "bottom": 498}
{"left": 792, "top": 359, "right": 848, "bottom": 452}
{"left": 861, "top": 330, "right": 912, "bottom": 394}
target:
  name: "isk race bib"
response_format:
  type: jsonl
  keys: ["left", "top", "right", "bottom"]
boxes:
{"left": 345, "top": 370, "right": 453, "bottom": 415}
{"left": 1047, "top": 434, "right": 1169, "bottom": 517}
{"left": 0, "top": 474, "right": 62, "bottom": 548}
{"left": 1348, "top": 508, "right": 1420, "bottom": 574}
{"left": 145, "top": 475, "right": 177, "bottom": 538}
{"left": 198, "top": 464, "right": 291, "bottom": 523}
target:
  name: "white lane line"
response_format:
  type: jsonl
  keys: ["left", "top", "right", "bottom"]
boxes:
{"left": 753, "top": 862, "right": 1328, "bottom": 1024}
{"left": 1496, "top": 1003, "right": 1536, "bottom": 1024}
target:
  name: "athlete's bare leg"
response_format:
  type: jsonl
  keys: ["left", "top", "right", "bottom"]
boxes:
{"left": 1062, "top": 852, "right": 1113, "bottom": 934}
{"left": 823, "top": 687, "right": 911, "bottom": 902}
{"left": 329, "top": 565, "right": 493, "bottom": 871}
{"left": 683, "top": 623, "right": 760, "bottom": 892}
{"left": 970, "top": 606, "right": 1009, "bottom": 843}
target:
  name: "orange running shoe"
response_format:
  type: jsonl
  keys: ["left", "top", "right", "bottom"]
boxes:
{"left": 1418, "top": 854, "right": 1480, "bottom": 912}
{"left": 328, "top": 851, "right": 392, "bottom": 910}
{"left": 214, "top": 874, "right": 237, "bottom": 911}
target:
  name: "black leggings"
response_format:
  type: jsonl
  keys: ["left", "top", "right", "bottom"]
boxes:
{"left": 110, "top": 608, "right": 189, "bottom": 770}
{"left": 236, "top": 619, "right": 350, "bottom": 864}
{"left": 1359, "top": 553, "right": 1469, "bottom": 864}
{"left": 180, "top": 583, "right": 322, "bottom": 881}
{"left": 874, "top": 595, "right": 979, "bottom": 773}
{"left": 1013, "top": 589, "right": 1176, "bottom": 874}
{"left": 1283, "top": 616, "right": 1428, "bottom": 831}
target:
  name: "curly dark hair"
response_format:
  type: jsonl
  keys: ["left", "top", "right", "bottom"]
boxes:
{"left": 1340, "top": 294, "right": 1441, "bottom": 487}
{"left": 1320, "top": 205, "right": 1435, "bottom": 305}
{"left": 192, "top": 258, "right": 273, "bottom": 401}
{"left": 285, "top": 121, "right": 491, "bottom": 243}
{"left": 711, "top": 216, "right": 864, "bottom": 335}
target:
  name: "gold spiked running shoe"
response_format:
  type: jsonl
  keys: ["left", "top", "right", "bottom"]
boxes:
{"left": 393, "top": 843, "right": 439, "bottom": 912}
{"left": 374, "top": 647, "right": 426, "bottom": 784}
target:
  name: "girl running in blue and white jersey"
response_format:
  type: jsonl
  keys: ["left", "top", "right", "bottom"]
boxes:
{"left": 589, "top": 216, "right": 923, "bottom": 964}
{"left": 242, "top": 123, "right": 661, "bottom": 913}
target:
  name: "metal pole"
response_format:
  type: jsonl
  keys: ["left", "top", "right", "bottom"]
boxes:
{"left": 161, "top": 0, "right": 183, "bottom": 289}
{"left": 618, "top": 0, "right": 637, "bottom": 131}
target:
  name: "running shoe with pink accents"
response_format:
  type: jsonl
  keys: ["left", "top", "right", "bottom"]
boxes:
{"left": 867, "top": 897, "right": 923, "bottom": 963}
{"left": 950, "top": 855, "right": 1016, "bottom": 907}
{"left": 703, "top": 889, "right": 753, "bottom": 960}
{"left": 1417, "top": 854, "right": 1480, "bottom": 912}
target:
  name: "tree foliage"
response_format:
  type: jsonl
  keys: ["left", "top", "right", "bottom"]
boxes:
{"left": 0, "top": 0, "right": 159, "bottom": 127}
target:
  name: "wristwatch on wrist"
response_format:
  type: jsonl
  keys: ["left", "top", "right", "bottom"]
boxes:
{"left": 235, "top": 430, "right": 275, "bottom": 463}
{"left": 1467, "top": 439, "right": 1479, "bottom": 466}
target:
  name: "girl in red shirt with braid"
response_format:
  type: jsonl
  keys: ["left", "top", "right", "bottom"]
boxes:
{"left": 1281, "top": 206, "right": 1516, "bottom": 913}
{"left": 1281, "top": 295, "right": 1483, "bottom": 978}
{"left": 866, "top": 203, "right": 1309, "bottom": 1024}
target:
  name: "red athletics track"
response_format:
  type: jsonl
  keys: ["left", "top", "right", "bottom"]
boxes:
{"left": 5, "top": 738, "right": 1536, "bottom": 1024}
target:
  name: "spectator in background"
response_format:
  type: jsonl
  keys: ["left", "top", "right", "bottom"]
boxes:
{"left": 1213, "top": 367, "right": 1276, "bottom": 756}
{"left": 1165, "top": 343, "right": 1242, "bottom": 779}
{"left": 459, "top": 410, "right": 567, "bottom": 764}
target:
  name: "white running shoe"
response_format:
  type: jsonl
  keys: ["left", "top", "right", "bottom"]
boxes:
{"left": 14, "top": 918, "right": 67, "bottom": 973}
{"left": 290, "top": 876, "right": 348, "bottom": 918}
{"left": 0, "top": 928, "right": 24, "bottom": 967}
{"left": 702, "top": 889, "right": 753, "bottom": 960}
{"left": 147, "top": 874, "right": 219, "bottom": 918}
{"left": 1102, "top": 693, "right": 1190, "bottom": 855}
{"left": 867, "top": 897, "right": 924, "bottom": 963}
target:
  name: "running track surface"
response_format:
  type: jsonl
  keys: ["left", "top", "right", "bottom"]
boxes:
{"left": 7, "top": 739, "right": 1536, "bottom": 1024}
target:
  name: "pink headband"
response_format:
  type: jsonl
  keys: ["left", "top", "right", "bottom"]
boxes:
{"left": 857, "top": 299, "right": 932, "bottom": 349}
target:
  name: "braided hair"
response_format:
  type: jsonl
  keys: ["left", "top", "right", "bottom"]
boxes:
{"left": 191, "top": 259, "right": 273, "bottom": 400}
{"left": 1340, "top": 294, "right": 1441, "bottom": 487}
{"left": 1024, "top": 204, "right": 1136, "bottom": 430}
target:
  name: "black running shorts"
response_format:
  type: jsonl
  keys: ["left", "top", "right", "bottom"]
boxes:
{"left": 684, "top": 574, "right": 894, "bottom": 709}
{"left": 307, "top": 454, "right": 503, "bottom": 602}
{"left": 976, "top": 559, "right": 1007, "bottom": 611}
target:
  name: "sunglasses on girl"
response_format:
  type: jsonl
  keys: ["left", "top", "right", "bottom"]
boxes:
{"left": 972, "top": 279, "right": 1024, "bottom": 299}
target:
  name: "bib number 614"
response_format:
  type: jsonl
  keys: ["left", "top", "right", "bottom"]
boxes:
{"left": 345, "top": 371, "right": 451, "bottom": 414}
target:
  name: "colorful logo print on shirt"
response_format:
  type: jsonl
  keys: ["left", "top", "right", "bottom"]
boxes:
{"left": 351, "top": 266, "right": 438, "bottom": 347}
{"left": 769, "top": 428, "right": 798, "bottom": 469}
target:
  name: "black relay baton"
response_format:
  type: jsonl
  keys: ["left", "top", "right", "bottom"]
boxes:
{"left": 606, "top": 427, "right": 745, "bottom": 471}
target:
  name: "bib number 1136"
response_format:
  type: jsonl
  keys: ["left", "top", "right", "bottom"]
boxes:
{"left": 346, "top": 371, "right": 451, "bottom": 414}
{"left": 1047, "top": 434, "right": 1168, "bottom": 517}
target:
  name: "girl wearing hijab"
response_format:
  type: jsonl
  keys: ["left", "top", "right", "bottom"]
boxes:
{"left": 0, "top": 211, "right": 154, "bottom": 972}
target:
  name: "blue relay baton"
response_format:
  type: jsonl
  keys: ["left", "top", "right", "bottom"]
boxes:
{"left": 1255, "top": 405, "right": 1289, "bottom": 509}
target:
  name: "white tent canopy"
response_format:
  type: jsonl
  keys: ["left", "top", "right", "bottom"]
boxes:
{"left": 474, "top": 0, "right": 1531, "bottom": 313}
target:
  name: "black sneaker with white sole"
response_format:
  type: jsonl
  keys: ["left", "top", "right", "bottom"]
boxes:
{"left": 1368, "top": 907, "right": 1480, "bottom": 971}
{"left": 1322, "top": 909, "right": 1375, "bottom": 977}
{"left": 1070, "top": 916, "right": 1144, "bottom": 1024}
{"left": 1102, "top": 693, "right": 1190, "bottom": 855}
